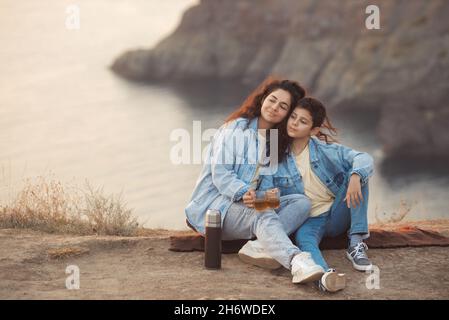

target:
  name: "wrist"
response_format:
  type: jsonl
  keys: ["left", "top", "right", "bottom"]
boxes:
{"left": 234, "top": 185, "right": 250, "bottom": 201}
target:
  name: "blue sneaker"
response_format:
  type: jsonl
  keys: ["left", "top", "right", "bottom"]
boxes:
{"left": 346, "top": 242, "right": 373, "bottom": 271}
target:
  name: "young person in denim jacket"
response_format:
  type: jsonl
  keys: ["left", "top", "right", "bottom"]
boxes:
{"left": 254, "top": 97, "right": 374, "bottom": 292}
{"left": 186, "top": 79, "right": 327, "bottom": 284}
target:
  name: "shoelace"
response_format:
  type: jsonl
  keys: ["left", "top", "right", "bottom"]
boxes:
{"left": 317, "top": 280, "right": 326, "bottom": 292}
{"left": 317, "top": 270, "right": 334, "bottom": 292}
{"left": 351, "top": 242, "right": 369, "bottom": 260}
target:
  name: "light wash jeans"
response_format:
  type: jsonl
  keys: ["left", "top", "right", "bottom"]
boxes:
{"left": 293, "top": 184, "right": 370, "bottom": 271}
{"left": 222, "top": 194, "right": 311, "bottom": 269}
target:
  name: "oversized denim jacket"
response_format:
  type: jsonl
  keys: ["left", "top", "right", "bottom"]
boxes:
{"left": 259, "top": 137, "right": 374, "bottom": 199}
{"left": 185, "top": 117, "right": 273, "bottom": 234}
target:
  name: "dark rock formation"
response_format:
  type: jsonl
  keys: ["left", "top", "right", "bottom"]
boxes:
{"left": 111, "top": 0, "right": 449, "bottom": 161}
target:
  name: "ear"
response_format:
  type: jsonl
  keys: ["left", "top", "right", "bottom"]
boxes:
{"left": 310, "top": 127, "right": 320, "bottom": 136}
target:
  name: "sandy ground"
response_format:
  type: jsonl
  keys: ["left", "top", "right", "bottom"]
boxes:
{"left": 1, "top": 220, "right": 449, "bottom": 300}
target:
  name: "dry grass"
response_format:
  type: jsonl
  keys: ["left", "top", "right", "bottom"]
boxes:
{"left": 47, "top": 246, "right": 90, "bottom": 260}
{"left": 0, "top": 175, "right": 140, "bottom": 236}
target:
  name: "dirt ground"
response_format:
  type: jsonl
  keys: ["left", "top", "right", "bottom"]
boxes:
{"left": 1, "top": 220, "right": 449, "bottom": 300}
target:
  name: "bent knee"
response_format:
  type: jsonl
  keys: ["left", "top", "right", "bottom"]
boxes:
{"left": 288, "top": 194, "right": 311, "bottom": 213}
{"left": 255, "top": 210, "right": 278, "bottom": 222}
{"left": 251, "top": 210, "right": 279, "bottom": 232}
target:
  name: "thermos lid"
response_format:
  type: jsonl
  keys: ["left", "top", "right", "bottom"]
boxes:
{"left": 205, "top": 209, "right": 221, "bottom": 228}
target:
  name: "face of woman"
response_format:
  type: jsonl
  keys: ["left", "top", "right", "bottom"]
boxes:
{"left": 260, "top": 89, "right": 291, "bottom": 125}
{"left": 287, "top": 107, "right": 315, "bottom": 139}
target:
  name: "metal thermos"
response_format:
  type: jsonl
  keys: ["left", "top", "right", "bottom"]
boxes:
{"left": 204, "top": 209, "right": 222, "bottom": 269}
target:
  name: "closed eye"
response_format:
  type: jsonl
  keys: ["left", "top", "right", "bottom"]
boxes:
{"left": 300, "top": 117, "right": 310, "bottom": 124}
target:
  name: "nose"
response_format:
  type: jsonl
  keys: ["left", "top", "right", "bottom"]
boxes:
{"left": 272, "top": 103, "right": 280, "bottom": 112}
{"left": 291, "top": 119, "right": 300, "bottom": 127}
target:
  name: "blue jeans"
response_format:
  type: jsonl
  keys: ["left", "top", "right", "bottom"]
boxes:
{"left": 222, "top": 194, "right": 311, "bottom": 269}
{"left": 293, "top": 184, "right": 370, "bottom": 271}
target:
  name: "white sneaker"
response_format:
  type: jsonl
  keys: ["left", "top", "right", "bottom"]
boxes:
{"left": 238, "top": 240, "right": 282, "bottom": 269}
{"left": 319, "top": 269, "right": 346, "bottom": 292}
{"left": 291, "top": 252, "right": 325, "bottom": 284}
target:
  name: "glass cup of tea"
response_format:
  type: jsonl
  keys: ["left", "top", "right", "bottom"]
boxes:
{"left": 254, "top": 188, "right": 280, "bottom": 211}
{"left": 265, "top": 188, "right": 280, "bottom": 209}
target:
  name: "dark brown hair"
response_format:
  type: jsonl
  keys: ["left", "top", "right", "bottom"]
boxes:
{"left": 294, "top": 97, "right": 338, "bottom": 143}
{"left": 225, "top": 76, "right": 306, "bottom": 161}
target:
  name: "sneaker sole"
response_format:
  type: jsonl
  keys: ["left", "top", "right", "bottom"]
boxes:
{"left": 292, "top": 267, "right": 324, "bottom": 284}
{"left": 323, "top": 273, "right": 346, "bottom": 292}
{"left": 346, "top": 252, "right": 373, "bottom": 272}
{"left": 238, "top": 252, "right": 282, "bottom": 270}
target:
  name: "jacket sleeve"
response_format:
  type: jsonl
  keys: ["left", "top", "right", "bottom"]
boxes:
{"left": 210, "top": 123, "right": 250, "bottom": 201}
{"left": 337, "top": 144, "right": 374, "bottom": 185}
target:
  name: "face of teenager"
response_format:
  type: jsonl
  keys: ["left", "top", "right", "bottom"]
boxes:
{"left": 260, "top": 89, "right": 292, "bottom": 126}
{"left": 287, "top": 107, "right": 319, "bottom": 139}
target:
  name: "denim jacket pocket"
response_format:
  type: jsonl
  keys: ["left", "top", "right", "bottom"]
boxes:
{"left": 273, "top": 176, "right": 297, "bottom": 196}
{"left": 332, "top": 172, "right": 346, "bottom": 188}
{"left": 273, "top": 177, "right": 293, "bottom": 188}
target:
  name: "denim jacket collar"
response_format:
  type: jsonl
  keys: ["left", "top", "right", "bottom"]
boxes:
{"left": 248, "top": 117, "right": 259, "bottom": 132}
{"left": 308, "top": 138, "right": 320, "bottom": 163}
{"left": 284, "top": 137, "right": 320, "bottom": 163}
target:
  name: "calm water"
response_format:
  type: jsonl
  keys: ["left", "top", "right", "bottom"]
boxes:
{"left": 1, "top": 0, "right": 448, "bottom": 230}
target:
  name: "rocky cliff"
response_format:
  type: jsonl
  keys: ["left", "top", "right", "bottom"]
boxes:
{"left": 111, "top": 0, "right": 449, "bottom": 161}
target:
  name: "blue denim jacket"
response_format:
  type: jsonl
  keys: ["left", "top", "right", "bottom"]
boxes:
{"left": 185, "top": 117, "right": 271, "bottom": 234}
{"left": 259, "top": 137, "right": 374, "bottom": 199}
